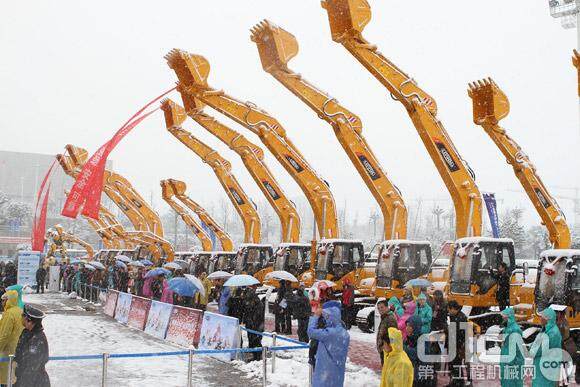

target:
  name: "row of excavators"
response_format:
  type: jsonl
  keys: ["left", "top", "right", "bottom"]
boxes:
{"left": 48, "top": 0, "right": 579, "bottom": 336}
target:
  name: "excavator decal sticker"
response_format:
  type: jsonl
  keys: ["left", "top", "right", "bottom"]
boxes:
{"left": 356, "top": 153, "right": 381, "bottom": 181}
{"left": 262, "top": 180, "right": 281, "bottom": 200}
{"left": 284, "top": 155, "right": 304, "bottom": 173}
{"left": 434, "top": 140, "right": 460, "bottom": 172}
{"left": 534, "top": 187, "right": 552, "bottom": 209}
{"left": 229, "top": 187, "right": 246, "bottom": 205}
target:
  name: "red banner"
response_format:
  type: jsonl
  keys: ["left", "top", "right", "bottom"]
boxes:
{"left": 127, "top": 296, "right": 151, "bottom": 331}
{"left": 31, "top": 160, "right": 57, "bottom": 249}
{"left": 165, "top": 306, "right": 204, "bottom": 347}
{"left": 31, "top": 184, "right": 51, "bottom": 252}
{"left": 103, "top": 290, "right": 119, "bottom": 317}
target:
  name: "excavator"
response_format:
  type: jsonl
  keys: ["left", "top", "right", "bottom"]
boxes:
{"left": 46, "top": 224, "right": 94, "bottom": 261}
{"left": 165, "top": 49, "right": 365, "bottom": 291}
{"left": 161, "top": 102, "right": 274, "bottom": 281}
{"left": 321, "top": 0, "right": 520, "bottom": 317}
{"left": 250, "top": 20, "right": 434, "bottom": 307}
{"left": 165, "top": 179, "right": 238, "bottom": 275}
{"left": 162, "top": 98, "right": 311, "bottom": 283}
{"left": 468, "top": 78, "right": 579, "bottom": 330}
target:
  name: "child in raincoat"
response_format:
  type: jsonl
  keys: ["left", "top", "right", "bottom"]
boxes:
{"left": 499, "top": 307, "right": 525, "bottom": 387}
{"left": 0, "top": 290, "right": 23, "bottom": 385}
{"left": 381, "top": 327, "right": 413, "bottom": 387}
{"left": 307, "top": 303, "right": 350, "bottom": 387}
{"left": 530, "top": 307, "right": 562, "bottom": 387}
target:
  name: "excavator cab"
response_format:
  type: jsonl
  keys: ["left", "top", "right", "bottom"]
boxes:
{"left": 272, "top": 243, "right": 311, "bottom": 275}
{"left": 208, "top": 252, "right": 237, "bottom": 274}
{"left": 448, "top": 237, "right": 516, "bottom": 307}
{"left": 235, "top": 244, "right": 274, "bottom": 280}
{"left": 190, "top": 252, "right": 213, "bottom": 275}
{"left": 315, "top": 239, "right": 365, "bottom": 289}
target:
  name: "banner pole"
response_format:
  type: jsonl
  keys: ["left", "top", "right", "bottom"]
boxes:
{"left": 309, "top": 363, "right": 313, "bottom": 387}
{"left": 271, "top": 333, "right": 277, "bottom": 373}
{"left": 187, "top": 348, "right": 194, "bottom": 387}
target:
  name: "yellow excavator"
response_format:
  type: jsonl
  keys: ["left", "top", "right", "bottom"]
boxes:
{"left": 163, "top": 97, "right": 311, "bottom": 283}
{"left": 468, "top": 78, "right": 579, "bottom": 330}
{"left": 250, "top": 20, "right": 434, "bottom": 305}
{"left": 161, "top": 101, "right": 274, "bottom": 281}
{"left": 166, "top": 49, "right": 366, "bottom": 291}
{"left": 46, "top": 224, "right": 94, "bottom": 261}
{"left": 321, "top": 0, "right": 519, "bottom": 317}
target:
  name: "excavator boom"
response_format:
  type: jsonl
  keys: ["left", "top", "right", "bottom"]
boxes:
{"left": 162, "top": 100, "right": 261, "bottom": 244}
{"left": 468, "top": 78, "right": 571, "bottom": 249}
{"left": 251, "top": 20, "right": 407, "bottom": 240}
{"left": 573, "top": 49, "right": 580, "bottom": 97}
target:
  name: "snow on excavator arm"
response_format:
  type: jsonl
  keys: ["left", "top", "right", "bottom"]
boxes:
{"left": 468, "top": 78, "right": 571, "bottom": 249}
{"left": 165, "top": 49, "right": 339, "bottom": 239}
{"left": 162, "top": 100, "right": 262, "bottom": 244}
{"left": 322, "top": 0, "right": 482, "bottom": 238}
{"left": 160, "top": 179, "right": 213, "bottom": 251}
{"left": 167, "top": 178, "right": 235, "bottom": 251}
{"left": 251, "top": 20, "right": 407, "bottom": 240}
{"left": 171, "top": 91, "right": 302, "bottom": 243}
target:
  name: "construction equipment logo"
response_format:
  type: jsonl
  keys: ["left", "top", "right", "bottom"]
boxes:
{"left": 534, "top": 187, "right": 552, "bottom": 209}
{"left": 229, "top": 188, "right": 245, "bottom": 205}
{"left": 356, "top": 153, "right": 381, "bottom": 181}
{"left": 262, "top": 180, "right": 281, "bottom": 200}
{"left": 434, "top": 140, "right": 460, "bottom": 172}
{"left": 285, "top": 155, "right": 304, "bottom": 173}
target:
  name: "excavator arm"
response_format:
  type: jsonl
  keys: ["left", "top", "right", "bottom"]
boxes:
{"left": 468, "top": 78, "right": 571, "bottom": 248}
{"left": 54, "top": 225, "right": 94, "bottom": 258}
{"left": 83, "top": 216, "right": 115, "bottom": 248}
{"left": 162, "top": 99, "right": 261, "bottom": 244}
{"left": 160, "top": 179, "right": 213, "bottom": 251}
{"left": 250, "top": 20, "right": 407, "bottom": 240}
{"left": 165, "top": 49, "right": 339, "bottom": 239}
{"left": 573, "top": 50, "right": 580, "bottom": 97}
{"left": 168, "top": 179, "right": 235, "bottom": 251}
{"left": 321, "top": 0, "right": 482, "bottom": 238}
{"left": 166, "top": 94, "right": 302, "bottom": 243}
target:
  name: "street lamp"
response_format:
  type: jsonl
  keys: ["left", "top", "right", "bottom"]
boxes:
{"left": 549, "top": 0, "right": 580, "bottom": 32}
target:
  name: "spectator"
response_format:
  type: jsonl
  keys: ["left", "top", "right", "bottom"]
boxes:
{"left": 446, "top": 300, "right": 470, "bottom": 387}
{"left": 151, "top": 274, "right": 164, "bottom": 301}
{"left": 341, "top": 279, "right": 355, "bottom": 330}
{"left": 6, "top": 285, "right": 24, "bottom": 310}
{"left": 405, "top": 315, "right": 435, "bottom": 387}
{"left": 227, "top": 288, "right": 244, "bottom": 321}
{"left": 397, "top": 300, "right": 416, "bottom": 341}
{"left": 0, "top": 291, "right": 23, "bottom": 385}
{"left": 307, "top": 302, "right": 350, "bottom": 387}
{"left": 160, "top": 276, "right": 173, "bottom": 304}
{"left": 380, "top": 327, "right": 413, "bottom": 387}
{"left": 194, "top": 272, "right": 212, "bottom": 311}
{"left": 133, "top": 268, "right": 145, "bottom": 297}
{"left": 35, "top": 265, "right": 47, "bottom": 294}
{"left": 493, "top": 262, "right": 511, "bottom": 311}
{"left": 388, "top": 296, "right": 404, "bottom": 318}
{"left": 415, "top": 293, "right": 432, "bottom": 335}
{"left": 275, "top": 280, "right": 292, "bottom": 335}
{"left": 499, "top": 307, "right": 525, "bottom": 387}
{"left": 556, "top": 309, "right": 578, "bottom": 386}
{"left": 288, "top": 287, "right": 311, "bottom": 343}
{"left": 430, "top": 290, "right": 447, "bottom": 332}
{"left": 14, "top": 305, "right": 50, "bottom": 387}
{"left": 217, "top": 281, "right": 231, "bottom": 315}
{"left": 376, "top": 299, "right": 398, "bottom": 366}
{"left": 530, "top": 307, "right": 562, "bottom": 387}
{"left": 242, "top": 285, "right": 265, "bottom": 361}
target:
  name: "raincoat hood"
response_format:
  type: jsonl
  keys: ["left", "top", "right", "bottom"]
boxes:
{"left": 387, "top": 327, "right": 404, "bottom": 354}
{"left": 417, "top": 293, "right": 427, "bottom": 301}
{"left": 6, "top": 285, "right": 24, "bottom": 309}
{"left": 322, "top": 306, "right": 343, "bottom": 328}
{"left": 540, "top": 307, "right": 557, "bottom": 331}
{"left": 501, "top": 307, "right": 522, "bottom": 335}
{"left": 2, "top": 290, "right": 19, "bottom": 310}
{"left": 388, "top": 296, "right": 404, "bottom": 317}
{"left": 322, "top": 300, "right": 342, "bottom": 310}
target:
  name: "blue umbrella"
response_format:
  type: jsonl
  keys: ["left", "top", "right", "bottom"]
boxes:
{"left": 144, "top": 267, "right": 171, "bottom": 279}
{"left": 115, "top": 261, "right": 127, "bottom": 270}
{"left": 168, "top": 277, "right": 200, "bottom": 297}
{"left": 404, "top": 278, "right": 432, "bottom": 288}
{"left": 141, "top": 259, "right": 154, "bottom": 266}
{"left": 223, "top": 274, "right": 260, "bottom": 287}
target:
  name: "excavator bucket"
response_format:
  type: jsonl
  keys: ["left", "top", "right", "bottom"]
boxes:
{"left": 176, "top": 83, "right": 205, "bottom": 113}
{"left": 160, "top": 98, "right": 187, "bottom": 129}
{"left": 321, "top": 0, "right": 371, "bottom": 42}
{"left": 168, "top": 179, "right": 187, "bottom": 196}
{"left": 165, "top": 49, "right": 210, "bottom": 88}
{"left": 65, "top": 144, "right": 88, "bottom": 165}
{"left": 250, "top": 20, "right": 299, "bottom": 72}
{"left": 56, "top": 154, "right": 73, "bottom": 174}
{"left": 160, "top": 179, "right": 177, "bottom": 200}
{"left": 573, "top": 49, "right": 580, "bottom": 97}
{"left": 467, "top": 78, "right": 510, "bottom": 125}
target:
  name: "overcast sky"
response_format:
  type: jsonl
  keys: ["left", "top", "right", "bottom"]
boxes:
{"left": 1, "top": 0, "right": 579, "bottom": 232}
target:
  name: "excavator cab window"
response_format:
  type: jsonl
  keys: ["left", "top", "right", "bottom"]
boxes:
{"left": 316, "top": 242, "right": 363, "bottom": 280}
{"left": 450, "top": 245, "right": 474, "bottom": 294}
{"left": 535, "top": 256, "right": 572, "bottom": 312}
{"left": 376, "top": 245, "right": 396, "bottom": 288}
{"left": 274, "top": 248, "right": 287, "bottom": 272}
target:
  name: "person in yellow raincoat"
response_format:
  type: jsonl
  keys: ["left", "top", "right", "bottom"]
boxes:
{"left": 381, "top": 327, "right": 414, "bottom": 387}
{"left": 0, "top": 290, "right": 24, "bottom": 385}
{"left": 194, "top": 272, "right": 212, "bottom": 311}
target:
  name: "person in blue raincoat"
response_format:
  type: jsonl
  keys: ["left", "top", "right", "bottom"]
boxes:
{"left": 414, "top": 293, "right": 432, "bottom": 335}
{"left": 499, "top": 307, "right": 525, "bottom": 387}
{"left": 218, "top": 282, "right": 231, "bottom": 315}
{"left": 530, "top": 307, "right": 562, "bottom": 387}
{"left": 307, "top": 302, "right": 350, "bottom": 387}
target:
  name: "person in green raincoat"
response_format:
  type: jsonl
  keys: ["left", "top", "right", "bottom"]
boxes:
{"left": 499, "top": 307, "right": 525, "bottom": 387}
{"left": 530, "top": 307, "right": 562, "bottom": 387}
{"left": 388, "top": 296, "right": 404, "bottom": 318}
{"left": 414, "top": 293, "right": 433, "bottom": 335}
{"left": 6, "top": 284, "right": 25, "bottom": 309}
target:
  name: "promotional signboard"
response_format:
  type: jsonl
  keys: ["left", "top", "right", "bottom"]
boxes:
{"left": 144, "top": 300, "right": 173, "bottom": 339}
{"left": 16, "top": 251, "right": 41, "bottom": 287}
{"left": 48, "top": 266, "right": 60, "bottom": 292}
{"left": 115, "top": 292, "right": 133, "bottom": 324}
{"left": 166, "top": 306, "right": 204, "bottom": 347}
{"left": 127, "top": 296, "right": 151, "bottom": 331}
{"left": 198, "top": 312, "right": 240, "bottom": 361}
{"left": 103, "top": 290, "right": 119, "bottom": 317}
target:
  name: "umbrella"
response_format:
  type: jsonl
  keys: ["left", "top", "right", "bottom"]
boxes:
{"left": 313, "top": 280, "right": 336, "bottom": 290}
{"left": 144, "top": 267, "right": 171, "bottom": 279}
{"left": 115, "top": 261, "right": 127, "bottom": 270}
{"left": 83, "top": 264, "right": 96, "bottom": 271}
{"left": 163, "top": 262, "right": 182, "bottom": 270}
{"left": 141, "top": 259, "right": 154, "bottom": 266}
{"left": 223, "top": 274, "right": 260, "bottom": 287}
{"left": 173, "top": 259, "right": 189, "bottom": 270}
{"left": 69, "top": 259, "right": 82, "bottom": 265}
{"left": 88, "top": 261, "right": 105, "bottom": 270}
{"left": 128, "top": 261, "right": 145, "bottom": 268}
{"left": 207, "top": 271, "right": 233, "bottom": 280}
{"left": 184, "top": 274, "right": 206, "bottom": 297}
{"left": 265, "top": 270, "right": 299, "bottom": 283}
{"left": 168, "top": 277, "right": 200, "bottom": 297}
{"left": 115, "top": 254, "right": 132, "bottom": 263}
{"left": 404, "top": 278, "right": 432, "bottom": 288}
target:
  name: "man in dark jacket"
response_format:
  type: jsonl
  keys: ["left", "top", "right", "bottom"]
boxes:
{"left": 35, "top": 266, "right": 47, "bottom": 294}
{"left": 15, "top": 305, "right": 50, "bottom": 387}
{"left": 445, "top": 300, "right": 471, "bottom": 387}
{"left": 376, "top": 299, "right": 398, "bottom": 365}
{"left": 275, "top": 280, "right": 291, "bottom": 334}
{"left": 288, "top": 287, "right": 311, "bottom": 343}
{"left": 242, "top": 285, "right": 264, "bottom": 361}
{"left": 493, "top": 262, "right": 510, "bottom": 310}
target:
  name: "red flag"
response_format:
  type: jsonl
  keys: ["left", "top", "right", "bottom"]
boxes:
{"left": 32, "top": 183, "right": 51, "bottom": 252}
{"left": 31, "top": 160, "right": 57, "bottom": 249}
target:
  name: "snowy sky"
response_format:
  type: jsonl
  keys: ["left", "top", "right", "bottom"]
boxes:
{"left": 1, "top": 0, "right": 579, "bottom": 230}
